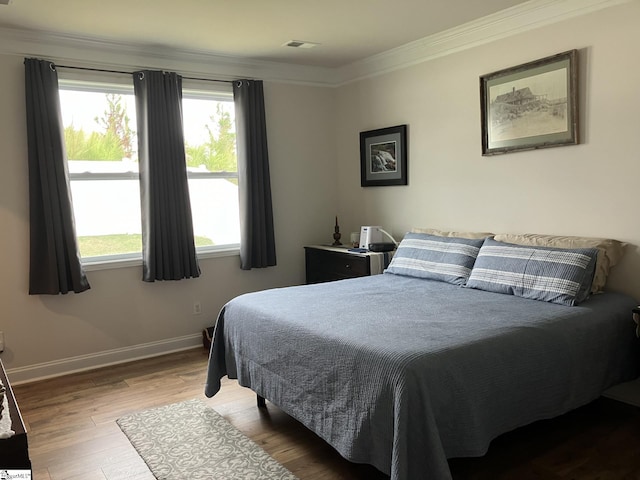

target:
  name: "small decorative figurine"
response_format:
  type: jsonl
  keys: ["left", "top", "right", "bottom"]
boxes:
{"left": 332, "top": 216, "right": 342, "bottom": 246}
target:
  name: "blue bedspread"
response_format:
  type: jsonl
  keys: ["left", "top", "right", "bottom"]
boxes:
{"left": 205, "top": 273, "right": 639, "bottom": 479}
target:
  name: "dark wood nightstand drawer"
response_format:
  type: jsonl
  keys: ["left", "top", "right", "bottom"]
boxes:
{"left": 305, "top": 246, "right": 371, "bottom": 284}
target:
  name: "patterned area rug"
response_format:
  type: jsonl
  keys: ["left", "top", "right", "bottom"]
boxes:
{"left": 117, "top": 399, "right": 298, "bottom": 480}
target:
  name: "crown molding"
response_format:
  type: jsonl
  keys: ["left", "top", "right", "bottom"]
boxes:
{"left": 0, "top": 26, "right": 339, "bottom": 86}
{"left": 334, "top": 0, "right": 633, "bottom": 85}
{"left": 0, "top": 0, "right": 631, "bottom": 87}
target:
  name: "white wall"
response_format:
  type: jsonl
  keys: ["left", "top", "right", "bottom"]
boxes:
{"left": 334, "top": 1, "right": 640, "bottom": 300}
{"left": 0, "top": 53, "right": 338, "bottom": 377}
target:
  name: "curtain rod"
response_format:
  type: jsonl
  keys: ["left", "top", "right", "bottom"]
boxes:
{"left": 54, "top": 64, "right": 235, "bottom": 84}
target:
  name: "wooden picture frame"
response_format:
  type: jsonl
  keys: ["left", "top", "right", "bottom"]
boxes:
{"left": 480, "top": 50, "right": 578, "bottom": 156}
{"left": 360, "top": 125, "right": 408, "bottom": 187}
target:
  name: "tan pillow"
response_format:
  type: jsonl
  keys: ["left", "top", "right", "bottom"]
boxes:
{"left": 411, "top": 227, "right": 493, "bottom": 239}
{"left": 492, "top": 233, "right": 626, "bottom": 294}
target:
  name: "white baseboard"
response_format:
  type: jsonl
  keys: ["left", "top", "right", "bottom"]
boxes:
{"left": 602, "top": 377, "right": 640, "bottom": 407}
{"left": 7, "top": 334, "right": 203, "bottom": 385}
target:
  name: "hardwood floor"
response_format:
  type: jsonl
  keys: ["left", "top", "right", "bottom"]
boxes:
{"left": 11, "top": 348, "right": 640, "bottom": 480}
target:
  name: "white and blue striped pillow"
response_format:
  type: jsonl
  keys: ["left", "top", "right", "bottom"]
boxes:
{"left": 466, "top": 237, "right": 598, "bottom": 306}
{"left": 385, "top": 233, "right": 485, "bottom": 285}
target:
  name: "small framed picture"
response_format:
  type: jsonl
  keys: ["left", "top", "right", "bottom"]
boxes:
{"left": 480, "top": 50, "right": 578, "bottom": 155}
{"left": 360, "top": 124, "right": 408, "bottom": 187}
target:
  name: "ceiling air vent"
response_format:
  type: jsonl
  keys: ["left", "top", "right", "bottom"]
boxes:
{"left": 0, "top": 0, "right": 13, "bottom": 5}
{"left": 282, "top": 40, "right": 320, "bottom": 49}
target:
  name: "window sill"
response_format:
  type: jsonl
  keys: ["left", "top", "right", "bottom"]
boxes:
{"left": 82, "top": 246, "right": 240, "bottom": 272}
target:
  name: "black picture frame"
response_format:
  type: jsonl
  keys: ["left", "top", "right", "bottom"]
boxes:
{"left": 360, "top": 124, "right": 408, "bottom": 187}
{"left": 480, "top": 49, "right": 578, "bottom": 156}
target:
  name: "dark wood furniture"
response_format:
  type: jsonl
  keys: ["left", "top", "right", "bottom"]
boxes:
{"left": 304, "top": 245, "right": 371, "bottom": 284}
{"left": 0, "top": 358, "right": 31, "bottom": 470}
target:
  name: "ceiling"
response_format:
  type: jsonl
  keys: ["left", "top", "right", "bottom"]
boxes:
{"left": 0, "top": 0, "right": 531, "bottom": 68}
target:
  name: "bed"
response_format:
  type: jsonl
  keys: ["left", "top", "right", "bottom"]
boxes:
{"left": 204, "top": 232, "right": 640, "bottom": 480}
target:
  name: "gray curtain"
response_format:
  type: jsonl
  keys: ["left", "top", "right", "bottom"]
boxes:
{"left": 233, "top": 80, "right": 276, "bottom": 270}
{"left": 24, "top": 58, "right": 90, "bottom": 295}
{"left": 133, "top": 70, "right": 200, "bottom": 281}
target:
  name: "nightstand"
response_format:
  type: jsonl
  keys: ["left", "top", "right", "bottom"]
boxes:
{"left": 602, "top": 308, "right": 640, "bottom": 407}
{"left": 304, "top": 245, "right": 393, "bottom": 284}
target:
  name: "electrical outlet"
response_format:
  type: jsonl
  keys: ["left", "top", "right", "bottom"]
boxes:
{"left": 193, "top": 302, "right": 202, "bottom": 315}
{"left": 0, "top": 331, "right": 4, "bottom": 353}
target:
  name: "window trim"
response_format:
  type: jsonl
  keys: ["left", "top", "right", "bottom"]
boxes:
{"left": 81, "top": 246, "right": 241, "bottom": 272}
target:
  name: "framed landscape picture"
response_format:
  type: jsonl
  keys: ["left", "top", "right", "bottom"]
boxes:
{"left": 480, "top": 50, "right": 578, "bottom": 155}
{"left": 360, "top": 124, "right": 408, "bottom": 187}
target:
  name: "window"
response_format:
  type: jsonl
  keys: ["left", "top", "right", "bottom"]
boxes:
{"left": 58, "top": 76, "right": 240, "bottom": 266}
{"left": 182, "top": 87, "right": 240, "bottom": 250}
{"left": 60, "top": 80, "right": 142, "bottom": 263}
